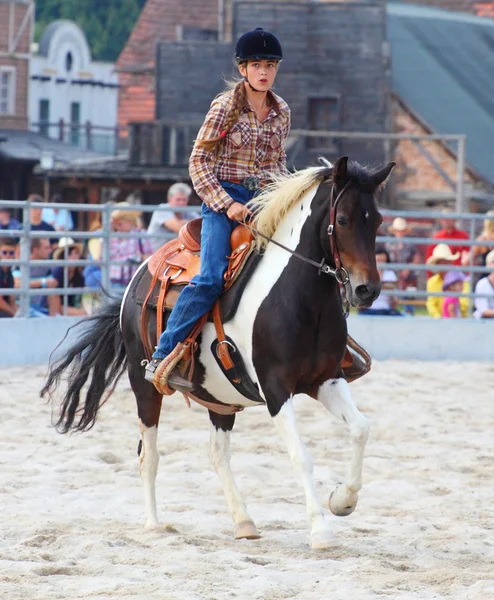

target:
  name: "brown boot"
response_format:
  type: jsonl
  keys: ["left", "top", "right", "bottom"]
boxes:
{"left": 144, "top": 343, "right": 194, "bottom": 395}
{"left": 341, "top": 336, "right": 372, "bottom": 383}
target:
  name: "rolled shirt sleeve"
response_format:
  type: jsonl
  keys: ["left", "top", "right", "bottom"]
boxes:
{"left": 189, "top": 99, "right": 234, "bottom": 213}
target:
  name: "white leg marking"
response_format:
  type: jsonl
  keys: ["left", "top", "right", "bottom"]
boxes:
{"left": 209, "top": 424, "right": 258, "bottom": 539}
{"left": 138, "top": 420, "right": 160, "bottom": 528}
{"left": 318, "top": 379, "right": 369, "bottom": 516}
{"left": 273, "top": 398, "right": 336, "bottom": 548}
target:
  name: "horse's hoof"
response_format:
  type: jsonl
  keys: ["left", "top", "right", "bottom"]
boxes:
{"left": 144, "top": 518, "right": 160, "bottom": 530}
{"left": 235, "top": 520, "right": 261, "bottom": 540}
{"left": 311, "top": 530, "right": 338, "bottom": 550}
{"left": 329, "top": 484, "right": 358, "bottom": 517}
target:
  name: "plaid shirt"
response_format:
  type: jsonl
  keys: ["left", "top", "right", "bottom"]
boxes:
{"left": 189, "top": 89, "right": 291, "bottom": 212}
{"left": 110, "top": 228, "right": 153, "bottom": 285}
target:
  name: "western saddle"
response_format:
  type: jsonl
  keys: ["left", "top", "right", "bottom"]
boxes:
{"left": 140, "top": 218, "right": 255, "bottom": 399}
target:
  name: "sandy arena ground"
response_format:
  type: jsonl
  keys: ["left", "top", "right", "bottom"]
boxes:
{"left": 0, "top": 360, "right": 493, "bottom": 600}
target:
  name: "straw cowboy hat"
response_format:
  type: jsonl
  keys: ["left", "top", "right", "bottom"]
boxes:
{"left": 52, "top": 237, "right": 84, "bottom": 260}
{"left": 388, "top": 217, "right": 410, "bottom": 233}
{"left": 110, "top": 202, "right": 142, "bottom": 225}
{"left": 426, "top": 243, "right": 460, "bottom": 264}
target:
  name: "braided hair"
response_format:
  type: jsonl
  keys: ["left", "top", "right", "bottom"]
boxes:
{"left": 195, "top": 78, "right": 248, "bottom": 151}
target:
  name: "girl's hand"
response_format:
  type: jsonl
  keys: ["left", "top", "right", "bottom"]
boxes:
{"left": 226, "top": 202, "right": 252, "bottom": 222}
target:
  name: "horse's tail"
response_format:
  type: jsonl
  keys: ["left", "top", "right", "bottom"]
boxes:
{"left": 41, "top": 299, "right": 127, "bottom": 433}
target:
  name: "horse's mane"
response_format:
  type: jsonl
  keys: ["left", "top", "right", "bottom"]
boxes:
{"left": 250, "top": 160, "right": 379, "bottom": 250}
{"left": 250, "top": 166, "right": 327, "bottom": 250}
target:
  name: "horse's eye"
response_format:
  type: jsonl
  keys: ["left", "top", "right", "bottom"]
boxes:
{"left": 337, "top": 216, "right": 347, "bottom": 227}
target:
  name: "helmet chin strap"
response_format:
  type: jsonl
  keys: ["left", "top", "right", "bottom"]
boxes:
{"left": 244, "top": 76, "right": 264, "bottom": 93}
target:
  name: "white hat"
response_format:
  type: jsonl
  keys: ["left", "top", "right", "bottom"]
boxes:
{"left": 52, "top": 237, "right": 84, "bottom": 260}
{"left": 426, "top": 243, "right": 460, "bottom": 265}
{"left": 389, "top": 217, "right": 409, "bottom": 232}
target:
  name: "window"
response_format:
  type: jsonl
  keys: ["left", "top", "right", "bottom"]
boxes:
{"left": 39, "top": 99, "right": 50, "bottom": 136}
{"left": 308, "top": 97, "right": 341, "bottom": 150}
{"left": 0, "top": 68, "right": 15, "bottom": 115}
{"left": 65, "top": 52, "right": 73, "bottom": 73}
{"left": 70, "top": 102, "right": 80, "bottom": 145}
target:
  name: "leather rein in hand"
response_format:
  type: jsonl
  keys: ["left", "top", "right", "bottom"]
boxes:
{"left": 247, "top": 180, "right": 353, "bottom": 316}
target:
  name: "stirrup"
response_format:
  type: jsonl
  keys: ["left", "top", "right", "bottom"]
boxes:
{"left": 144, "top": 344, "right": 194, "bottom": 395}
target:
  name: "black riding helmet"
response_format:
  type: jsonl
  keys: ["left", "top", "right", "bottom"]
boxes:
{"left": 235, "top": 27, "right": 283, "bottom": 62}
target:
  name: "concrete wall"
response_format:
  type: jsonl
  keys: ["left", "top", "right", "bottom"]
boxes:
{"left": 0, "top": 315, "right": 493, "bottom": 367}
{"left": 348, "top": 316, "right": 494, "bottom": 362}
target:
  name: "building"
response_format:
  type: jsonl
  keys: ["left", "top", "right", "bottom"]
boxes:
{"left": 29, "top": 20, "right": 120, "bottom": 154}
{"left": 0, "top": 0, "right": 35, "bottom": 130}
{"left": 116, "top": 0, "right": 220, "bottom": 134}
{"left": 389, "top": 3, "right": 494, "bottom": 207}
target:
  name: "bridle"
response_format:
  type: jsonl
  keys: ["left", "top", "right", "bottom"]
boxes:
{"left": 249, "top": 179, "right": 353, "bottom": 316}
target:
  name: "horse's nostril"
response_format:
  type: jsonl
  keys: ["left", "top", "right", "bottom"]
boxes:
{"left": 355, "top": 284, "right": 373, "bottom": 300}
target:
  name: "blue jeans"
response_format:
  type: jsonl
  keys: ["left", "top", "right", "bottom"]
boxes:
{"left": 153, "top": 181, "right": 255, "bottom": 359}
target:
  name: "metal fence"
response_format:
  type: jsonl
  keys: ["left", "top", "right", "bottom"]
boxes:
{"left": 0, "top": 200, "right": 493, "bottom": 318}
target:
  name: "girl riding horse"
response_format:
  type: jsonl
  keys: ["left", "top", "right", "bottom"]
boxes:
{"left": 144, "top": 27, "right": 365, "bottom": 394}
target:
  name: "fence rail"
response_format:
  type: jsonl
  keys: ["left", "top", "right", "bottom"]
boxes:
{"left": 0, "top": 200, "right": 493, "bottom": 318}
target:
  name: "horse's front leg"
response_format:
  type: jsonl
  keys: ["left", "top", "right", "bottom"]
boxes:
{"left": 272, "top": 396, "right": 337, "bottom": 549}
{"left": 208, "top": 411, "right": 260, "bottom": 540}
{"left": 318, "top": 378, "right": 369, "bottom": 517}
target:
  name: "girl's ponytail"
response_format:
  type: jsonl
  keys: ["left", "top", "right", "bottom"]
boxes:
{"left": 195, "top": 80, "right": 247, "bottom": 151}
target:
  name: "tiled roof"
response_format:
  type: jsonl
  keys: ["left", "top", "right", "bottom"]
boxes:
{"left": 388, "top": 2, "right": 494, "bottom": 185}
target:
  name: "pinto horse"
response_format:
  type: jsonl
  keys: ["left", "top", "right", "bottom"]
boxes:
{"left": 42, "top": 156, "right": 394, "bottom": 549}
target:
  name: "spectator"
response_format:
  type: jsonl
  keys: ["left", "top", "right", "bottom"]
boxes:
{"left": 473, "top": 249, "right": 494, "bottom": 319}
{"left": 425, "top": 208, "right": 470, "bottom": 268}
{"left": 29, "top": 194, "right": 57, "bottom": 247}
{"left": 442, "top": 271, "right": 466, "bottom": 318}
{"left": 386, "top": 217, "right": 421, "bottom": 314}
{"left": 41, "top": 193, "right": 74, "bottom": 232}
{"left": 12, "top": 237, "right": 58, "bottom": 317}
{"left": 0, "top": 205, "right": 21, "bottom": 231}
{"left": 426, "top": 244, "right": 470, "bottom": 318}
{"left": 0, "top": 237, "right": 17, "bottom": 317}
{"left": 51, "top": 237, "right": 87, "bottom": 316}
{"left": 147, "top": 183, "right": 200, "bottom": 252}
{"left": 359, "top": 247, "right": 403, "bottom": 316}
{"left": 110, "top": 203, "right": 153, "bottom": 288}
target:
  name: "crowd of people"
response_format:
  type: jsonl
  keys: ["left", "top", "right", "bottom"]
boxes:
{"left": 360, "top": 210, "right": 494, "bottom": 319}
{"left": 0, "top": 183, "right": 197, "bottom": 318}
{"left": 0, "top": 190, "right": 493, "bottom": 320}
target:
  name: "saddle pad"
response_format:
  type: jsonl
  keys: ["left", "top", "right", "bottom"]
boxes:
{"left": 133, "top": 251, "right": 263, "bottom": 323}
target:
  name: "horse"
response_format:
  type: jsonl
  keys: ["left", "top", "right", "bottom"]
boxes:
{"left": 42, "top": 156, "right": 395, "bottom": 549}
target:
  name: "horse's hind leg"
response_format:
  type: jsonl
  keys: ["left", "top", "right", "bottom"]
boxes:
{"left": 209, "top": 411, "right": 260, "bottom": 540}
{"left": 318, "top": 378, "right": 369, "bottom": 517}
{"left": 128, "top": 364, "right": 163, "bottom": 529}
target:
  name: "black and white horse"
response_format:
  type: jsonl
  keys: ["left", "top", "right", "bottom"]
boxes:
{"left": 42, "top": 156, "right": 394, "bottom": 549}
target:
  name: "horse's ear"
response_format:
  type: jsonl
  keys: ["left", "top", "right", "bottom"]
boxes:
{"left": 332, "top": 156, "right": 349, "bottom": 182}
{"left": 371, "top": 162, "right": 396, "bottom": 188}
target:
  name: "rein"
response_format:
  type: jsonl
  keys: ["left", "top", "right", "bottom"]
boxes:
{"left": 248, "top": 180, "right": 353, "bottom": 316}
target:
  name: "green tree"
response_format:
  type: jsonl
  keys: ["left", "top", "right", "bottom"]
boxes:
{"left": 35, "top": 0, "right": 147, "bottom": 61}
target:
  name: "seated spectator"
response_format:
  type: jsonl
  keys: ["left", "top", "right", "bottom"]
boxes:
{"left": 426, "top": 244, "right": 470, "bottom": 318}
{"left": 41, "top": 193, "right": 74, "bottom": 232}
{"left": 473, "top": 249, "right": 494, "bottom": 319}
{"left": 29, "top": 194, "right": 57, "bottom": 247}
{"left": 12, "top": 237, "right": 58, "bottom": 317}
{"left": 51, "top": 237, "right": 87, "bottom": 316}
{"left": 442, "top": 271, "right": 466, "bottom": 318}
{"left": 110, "top": 203, "right": 153, "bottom": 288}
{"left": 0, "top": 237, "right": 17, "bottom": 317}
{"left": 425, "top": 208, "right": 470, "bottom": 270}
{"left": 359, "top": 247, "right": 403, "bottom": 316}
{"left": 0, "top": 205, "right": 21, "bottom": 231}
{"left": 147, "top": 183, "right": 200, "bottom": 252}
